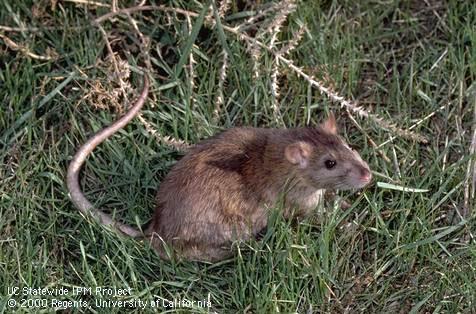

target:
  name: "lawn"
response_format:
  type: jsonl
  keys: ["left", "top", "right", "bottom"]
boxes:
{"left": 1, "top": 0, "right": 475, "bottom": 312}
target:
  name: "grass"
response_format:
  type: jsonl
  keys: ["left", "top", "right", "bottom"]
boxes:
{"left": 1, "top": 0, "right": 475, "bottom": 312}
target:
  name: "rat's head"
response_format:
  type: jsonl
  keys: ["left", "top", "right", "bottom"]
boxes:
{"left": 284, "top": 113, "right": 372, "bottom": 190}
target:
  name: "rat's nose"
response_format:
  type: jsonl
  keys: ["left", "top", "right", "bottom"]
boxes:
{"left": 360, "top": 168, "right": 372, "bottom": 183}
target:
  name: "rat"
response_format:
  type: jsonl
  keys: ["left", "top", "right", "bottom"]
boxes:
{"left": 67, "top": 75, "right": 372, "bottom": 262}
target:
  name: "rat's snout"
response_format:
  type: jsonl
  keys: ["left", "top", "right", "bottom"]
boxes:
{"left": 359, "top": 167, "right": 372, "bottom": 185}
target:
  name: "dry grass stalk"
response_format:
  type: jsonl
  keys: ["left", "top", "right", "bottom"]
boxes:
{"left": 346, "top": 112, "right": 391, "bottom": 163}
{"left": 463, "top": 102, "right": 476, "bottom": 217}
{"left": 0, "top": 33, "right": 57, "bottom": 60}
{"left": 186, "top": 14, "right": 197, "bottom": 109}
{"left": 278, "top": 24, "right": 305, "bottom": 56}
{"left": 242, "top": 1, "right": 295, "bottom": 81}
{"left": 256, "top": 0, "right": 297, "bottom": 125}
{"left": 137, "top": 115, "right": 190, "bottom": 152}
{"left": 264, "top": 0, "right": 297, "bottom": 48}
{"left": 0, "top": 25, "right": 85, "bottom": 32}
{"left": 270, "top": 22, "right": 304, "bottom": 126}
{"left": 274, "top": 54, "right": 428, "bottom": 143}
{"left": 213, "top": 50, "right": 229, "bottom": 121}
{"left": 94, "top": 23, "right": 131, "bottom": 105}
{"left": 238, "top": 4, "right": 284, "bottom": 31}
{"left": 218, "top": 0, "right": 232, "bottom": 18}
{"left": 91, "top": 3, "right": 428, "bottom": 143}
{"left": 270, "top": 57, "right": 282, "bottom": 124}
{"left": 77, "top": 57, "right": 131, "bottom": 114}
{"left": 64, "top": 0, "right": 110, "bottom": 7}
{"left": 94, "top": 5, "right": 199, "bottom": 24}
{"left": 125, "top": 11, "right": 152, "bottom": 70}
{"left": 247, "top": 41, "right": 261, "bottom": 80}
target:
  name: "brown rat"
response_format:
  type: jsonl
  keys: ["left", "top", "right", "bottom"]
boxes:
{"left": 67, "top": 75, "right": 372, "bottom": 262}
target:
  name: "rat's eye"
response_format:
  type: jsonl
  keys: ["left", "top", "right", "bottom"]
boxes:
{"left": 325, "top": 160, "right": 337, "bottom": 169}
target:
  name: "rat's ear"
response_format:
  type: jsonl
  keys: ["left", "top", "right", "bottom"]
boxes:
{"left": 321, "top": 112, "right": 337, "bottom": 134}
{"left": 285, "top": 141, "right": 312, "bottom": 168}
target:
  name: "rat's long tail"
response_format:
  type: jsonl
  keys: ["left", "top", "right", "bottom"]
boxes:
{"left": 66, "top": 75, "right": 149, "bottom": 238}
